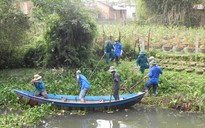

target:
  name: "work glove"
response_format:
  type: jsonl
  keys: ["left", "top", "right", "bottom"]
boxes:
{"left": 120, "top": 50, "right": 123, "bottom": 56}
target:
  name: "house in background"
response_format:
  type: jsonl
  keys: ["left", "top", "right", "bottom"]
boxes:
{"left": 126, "top": 3, "right": 136, "bottom": 21}
{"left": 14, "top": 0, "right": 136, "bottom": 23}
{"left": 96, "top": 1, "right": 126, "bottom": 22}
{"left": 96, "top": 1, "right": 136, "bottom": 23}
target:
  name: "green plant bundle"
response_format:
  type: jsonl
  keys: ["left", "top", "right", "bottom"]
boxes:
{"left": 0, "top": 104, "right": 52, "bottom": 127}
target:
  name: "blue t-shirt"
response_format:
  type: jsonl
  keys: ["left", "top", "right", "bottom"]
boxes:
{"left": 33, "top": 79, "right": 46, "bottom": 91}
{"left": 148, "top": 65, "right": 162, "bottom": 84}
{"left": 114, "top": 42, "right": 122, "bottom": 57}
{"left": 76, "top": 74, "right": 90, "bottom": 90}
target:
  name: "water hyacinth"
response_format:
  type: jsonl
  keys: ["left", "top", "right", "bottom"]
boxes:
{"left": 0, "top": 60, "right": 205, "bottom": 126}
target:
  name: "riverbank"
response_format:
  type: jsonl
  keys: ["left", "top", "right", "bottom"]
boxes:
{"left": 0, "top": 61, "right": 204, "bottom": 126}
{"left": 0, "top": 60, "right": 204, "bottom": 112}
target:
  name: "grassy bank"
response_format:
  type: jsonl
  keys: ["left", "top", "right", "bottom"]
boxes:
{"left": 0, "top": 61, "right": 204, "bottom": 112}
{"left": 0, "top": 60, "right": 204, "bottom": 126}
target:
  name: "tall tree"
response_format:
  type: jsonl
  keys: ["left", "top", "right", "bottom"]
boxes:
{"left": 32, "top": 0, "right": 97, "bottom": 67}
{"left": 0, "top": 0, "right": 29, "bottom": 69}
{"left": 137, "top": 0, "right": 203, "bottom": 26}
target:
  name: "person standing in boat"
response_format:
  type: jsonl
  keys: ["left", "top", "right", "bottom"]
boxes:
{"left": 30, "top": 74, "right": 48, "bottom": 99}
{"left": 143, "top": 60, "right": 162, "bottom": 96}
{"left": 136, "top": 51, "right": 149, "bottom": 73}
{"left": 76, "top": 70, "right": 90, "bottom": 102}
{"left": 109, "top": 66, "right": 120, "bottom": 100}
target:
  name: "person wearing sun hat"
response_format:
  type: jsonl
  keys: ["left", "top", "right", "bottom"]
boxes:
{"left": 148, "top": 56, "right": 155, "bottom": 62}
{"left": 136, "top": 51, "right": 149, "bottom": 73}
{"left": 143, "top": 60, "right": 162, "bottom": 96}
{"left": 76, "top": 70, "right": 90, "bottom": 102}
{"left": 30, "top": 74, "right": 48, "bottom": 99}
{"left": 109, "top": 66, "right": 120, "bottom": 100}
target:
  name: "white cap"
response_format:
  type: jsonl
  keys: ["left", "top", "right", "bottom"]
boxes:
{"left": 76, "top": 70, "right": 81, "bottom": 74}
{"left": 108, "top": 66, "right": 116, "bottom": 72}
{"left": 149, "top": 56, "right": 155, "bottom": 60}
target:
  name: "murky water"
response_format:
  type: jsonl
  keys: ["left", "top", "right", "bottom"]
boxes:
{"left": 39, "top": 105, "right": 205, "bottom": 128}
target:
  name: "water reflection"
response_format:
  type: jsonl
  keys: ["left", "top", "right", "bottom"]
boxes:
{"left": 40, "top": 105, "right": 205, "bottom": 128}
{"left": 96, "top": 119, "right": 128, "bottom": 128}
{"left": 96, "top": 120, "right": 113, "bottom": 128}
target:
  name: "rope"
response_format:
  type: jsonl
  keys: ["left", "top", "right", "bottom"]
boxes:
{"left": 89, "top": 53, "right": 105, "bottom": 79}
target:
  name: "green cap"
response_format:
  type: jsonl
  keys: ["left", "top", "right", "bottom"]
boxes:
{"left": 149, "top": 60, "right": 157, "bottom": 65}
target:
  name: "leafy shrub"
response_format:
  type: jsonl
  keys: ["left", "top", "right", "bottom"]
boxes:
{"left": 0, "top": 0, "right": 29, "bottom": 69}
{"left": 32, "top": 0, "right": 97, "bottom": 68}
{"left": 23, "top": 45, "right": 45, "bottom": 68}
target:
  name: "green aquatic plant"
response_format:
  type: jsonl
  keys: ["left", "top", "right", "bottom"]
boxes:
{"left": 0, "top": 59, "right": 205, "bottom": 126}
{"left": 0, "top": 104, "right": 52, "bottom": 127}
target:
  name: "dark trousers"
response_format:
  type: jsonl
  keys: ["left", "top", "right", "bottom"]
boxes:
{"left": 115, "top": 56, "right": 120, "bottom": 66}
{"left": 144, "top": 82, "right": 158, "bottom": 96}
{"left": 113, "top": 88, "right": 119, "bottom": 100}
{"left": 106, "top": 52, "right": 114, "bottom": 64}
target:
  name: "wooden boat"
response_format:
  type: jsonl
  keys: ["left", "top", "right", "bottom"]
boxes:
{"left": 14, "top": 89, "right": 145, "bottom": 111}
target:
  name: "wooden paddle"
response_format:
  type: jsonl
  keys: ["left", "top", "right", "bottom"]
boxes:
{"left": 127, "top": 77, "right": 145, "bottom": 93}
{"left": 120, "top": 73, "right": 137, "bottom": 94}
{"left": 89, "top": 53, "right": 105, "bottom": 79}
{"left": 107, "top": 87, "right": 114, "bottom": 113}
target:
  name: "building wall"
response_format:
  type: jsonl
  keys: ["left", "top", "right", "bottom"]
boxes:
{"left": 114, "top": 10, "right": 126, "bottom": 21}
{"left": 109, "top": 8, "right": 114, "bottom": 20}
{"left": 97, "top": 1, "right": 127, "bottom": 21}
{"left": 97, "top": 2, "right": 111, "bottom": 19}
{"left": 126, "top": 5, "right": 136, "bottom": 20}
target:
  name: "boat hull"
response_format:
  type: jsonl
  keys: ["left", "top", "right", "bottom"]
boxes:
{"left": 14, "top": 89, "right": 145, "bottom": 111}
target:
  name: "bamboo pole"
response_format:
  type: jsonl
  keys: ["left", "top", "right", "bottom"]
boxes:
{"left": 195, "top": 33, "right": 199, "bottom": 61}
{"left": 147, "top": 28, "right": 151, "bottom": 51}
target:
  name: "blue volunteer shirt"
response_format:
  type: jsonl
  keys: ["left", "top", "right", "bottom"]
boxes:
{"left": 114, "top": 42, "right": 122, "bottom": 57}
{"left": 148, "top": 65, "right": 162, "bottom": 84}
{"left": 34, "top": 79, "right": 46, "bottom": 91}
{"left": 77, "top": 74, "right": 90, "bottom": 90}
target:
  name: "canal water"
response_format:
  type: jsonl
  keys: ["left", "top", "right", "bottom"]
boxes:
{"left": 40, "top": 104, "right": 205, "bottom": 128}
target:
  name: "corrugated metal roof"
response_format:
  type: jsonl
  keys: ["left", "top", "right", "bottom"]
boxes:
{"left": 112, "top": 5, "right": 126, "bottom": 10}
